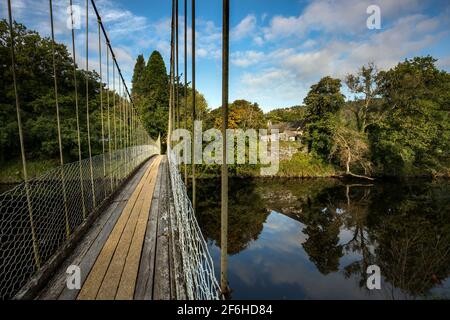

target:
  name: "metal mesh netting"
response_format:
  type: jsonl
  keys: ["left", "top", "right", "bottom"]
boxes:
{"left": 0, "top": 144, "right": 159, "bottom": 300}
{"left": 167, "top": 148, "right": 221, "bottom": 300}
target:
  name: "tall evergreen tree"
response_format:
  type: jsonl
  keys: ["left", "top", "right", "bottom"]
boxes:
{"left": 131, "top": 54, "right": 145, "bottom": 100}
{"left": 131, "top": 51, "right": 169, "bottom": 142}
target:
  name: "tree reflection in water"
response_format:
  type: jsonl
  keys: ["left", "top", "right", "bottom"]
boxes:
{"left": 194, "top": 178, "right": 269, "bottom": 255}
{"left": 194, "top": 178, "right": 450, "bottom": 299}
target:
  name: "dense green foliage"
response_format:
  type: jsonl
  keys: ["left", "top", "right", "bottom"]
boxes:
{"left": 265, "top": 105, "right": 306, "bottom": 123}
{"left": 301, "top": 57, "right": 450, "bottom": 177}
{"left": 131, "top": 54, "right": 146, "bottom": 98}
{"left": 0, "top": 21, "right": 107, "bottom": 166}
{"left": 2, "top": 19, "right": 448, "bottom": 180}
{"left": 207, "top": 99, "right": 265, "bottom": 130}
{"left": 131, "top": 51, "right": 211, "bottom": 149}
{"left": 131, "top": 51, "right": 169, "bottom": 142}
{"left": 303, "top": 76, "right": 345, "bottom": 159}
{"left": 369, "top": 57, "right": 450, "bottom": 176}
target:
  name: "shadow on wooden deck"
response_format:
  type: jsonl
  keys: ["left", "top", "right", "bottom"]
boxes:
{"left": 37, "top": 155, "right": 186, "bottom": 300}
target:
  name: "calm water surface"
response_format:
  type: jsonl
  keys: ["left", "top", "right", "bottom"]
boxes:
{"left": 194, "top": 178, "right": 450, "bottom": 299}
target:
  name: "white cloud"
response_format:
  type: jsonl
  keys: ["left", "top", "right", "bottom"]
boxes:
{"left": 231, "top": 14, "right": 257, "bottom": 40}
{"left": 437, "top": 56, "right": 450, "bottom": 70}
{"left": 4, "top": 0, "right": 450, "bottom": 110}
{"left": 253, "top": 36, "right": 264, "bottom": 46}
{"left": 236, "top": 68, "right": 301, "bottom": 110}
{"left": 262, "top": 0, "right": 423, "bottom": 41}
{"left": 113, "top": 47, "right": 135, "bottom": 72}
{"left": 231, "top": 50, "right": 265, "bottom": 67}
{"left": 237, "top": 8, "right": 447, "bottom": 109}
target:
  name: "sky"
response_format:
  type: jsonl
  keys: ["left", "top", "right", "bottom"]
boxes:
{"left": 2, "top": 0, "right": 450, "bottom": 112}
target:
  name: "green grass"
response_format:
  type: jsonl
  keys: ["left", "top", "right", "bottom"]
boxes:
{"left": 0, "top": 159, "right": 60, "bottom": 184}
{"left": 190, "top": 152, "right": 337, "bottom": 178}
{"left": 180, "top": 140, "right": 338, "bottom": 178}
{"left": 277, "top": 152, "right": 336, "bottom": 177}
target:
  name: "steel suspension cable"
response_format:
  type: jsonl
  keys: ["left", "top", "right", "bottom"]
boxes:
{"left": 106, "top": 43, "right": 113, "bottom": 191}
{"left": 91, "top": 0, "right": 149, "bottom": 159}
{"left": 49, "top": 0, "right": 70, "bottom": 240}
{"left": 221, "top": 0, "right": 230, "bottom": 296}
{"left": 123, "top": 92, "right": 126, "bottom": 167}
{"left": 7, "top": 0, "right": 40, "bottom": 269}
{"left": 168, "top": 0, "right": 175, "bottom": 148}
{"left": 176, "top": 0, "right": 180, "bottom": 129}
{"left": 118, "top": 79, "right": 123, "bottom": 180}
{"left": 90, "top": 0, "right": 135, "bottom": 108}
{"left": 86, "top": 0, "right": 96, "bottom": 208}
{"left": 183, "top": 0, "right": 188, "bottom": 186}
{"left": 98, "top": 17, "right": 106, "bottom": 197}
{"left": 172, "top": 2, "right": 176, "bottom": 136}
{"left": 131, "top": 102, "right": 134, "bottom": 149}
{"left": 69, "top": 0, "right": 86, "bottom": 221}
{"left": 125, "top": 91, "right": 131, "bottom": 172}
{"left": 118, "top": 79, "right": 121, "bottom": 178}
{"left": 113, "top": 62, "right": 117, "bottom": 187}
{"left": 184, "top": 0, "right": 188, "bottom": 185}
{"left": 125, "top": 98, "right": 129, "bottom": 170}
{"left": 131, "top": 105, "right": 133, "bottom": 161}
{"left": 192, "top": 0, "right": 196, "bottom": 209}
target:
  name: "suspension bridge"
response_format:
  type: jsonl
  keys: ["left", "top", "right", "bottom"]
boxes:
{"left": 0, "top": 0, "right": 230, "bottom": 300}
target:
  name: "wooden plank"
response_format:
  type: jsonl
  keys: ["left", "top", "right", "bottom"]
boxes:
{"left": 58, "top": 160, "right": 154, "bottom": 300}
{"left": 38, "top": 200, "right": 122, "bottom": 300}
{"left": 115, "top": 157, "right": 161, "bottom": 299}
{"left": 134, "top": 158, "right": 165, "bottom": 300}
{"left": 37, "top": 159, "right": 153, "bottom": 300}
{"left": 77, "top": 159, "right": 158, "bottom": 300}
{"left": 58, "top": 202, "right": 124, "bottom": 299}
{"left": 96, "top": 198, "right": 145, "bottom": 299}
{"left": 153, "top": 158, "right": 172, "bottom": 300}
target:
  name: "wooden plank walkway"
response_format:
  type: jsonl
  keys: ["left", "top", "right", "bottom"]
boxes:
{"left": 38, "top": 155, "right": 184, "bottom": 300}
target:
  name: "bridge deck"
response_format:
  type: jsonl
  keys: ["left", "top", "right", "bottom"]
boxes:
{"left": 38, "top": 155, "right": 182, "bottom": 300}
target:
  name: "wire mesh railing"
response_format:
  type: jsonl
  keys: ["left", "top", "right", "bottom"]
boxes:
{"left": 1, "top": 0, "right": 163, "bottom": 300}
{"left": 0, "top": 144, "right": 159, "bottom": 300}
{"left": 167, "top": 148, "right": 221, "bottom": 300}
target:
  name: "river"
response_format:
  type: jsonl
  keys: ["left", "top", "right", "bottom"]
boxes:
{"left": 194, "top": 178, "right": 450, "bottom": 300}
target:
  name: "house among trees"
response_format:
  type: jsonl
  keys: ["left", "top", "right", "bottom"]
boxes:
{"left": 265, "top": 120, "right": 305, "bottom": 142}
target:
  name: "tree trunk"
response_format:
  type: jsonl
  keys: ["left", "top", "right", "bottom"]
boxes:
{"left": 346, "top": 147, "right": 351, "bottom": 174}
{"left": 345, "top": 147, "right": 375, "bottom": 180}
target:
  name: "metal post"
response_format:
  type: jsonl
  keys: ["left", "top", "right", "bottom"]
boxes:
{"left": 70, "top": 0, "right": 86, "bottom": 223}
{"left": 118, "top": 80, "right": 123, "bottom": 181}
{"left": 106, "top": 46, "right": 113, "bottom": 192}
{"left": 168, "top": 0, "right": 175, "bottom": 148}
{"left": 8, "top": 0, "right": 40, "bottom": 268}
{"left": 113, "top": 63, "right": 117, "bottom": 187}
{"left": 98, "top": 18, "right": 106, "bottom": 199}
{"left": 49, "top": 0, "right": 70, "bottom": 239}
{"left": 192, "top": 0, "right": 196, "bottom": 209}
{"left": 184, "top": 0, "right": 188, "bottom": 185}
{"left": 221, "top": 0, "right": 229, "bottom": 296}
{"left": 176, "top": 0, "right": 180, "bottom": 129}
{"left": 86, "top": 0, "right": 96, "bottom": 208}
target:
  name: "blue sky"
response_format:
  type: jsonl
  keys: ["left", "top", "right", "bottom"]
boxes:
{"left": 2, "top": 0, "right": 450, "bottom": 111}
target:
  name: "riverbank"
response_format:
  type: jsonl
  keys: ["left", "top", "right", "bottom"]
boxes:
{"left": 2, "top": 151, "right": 449, "bottom": 185}
{"left": 189, "top": 150, "right": 450, "bottom": 180}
